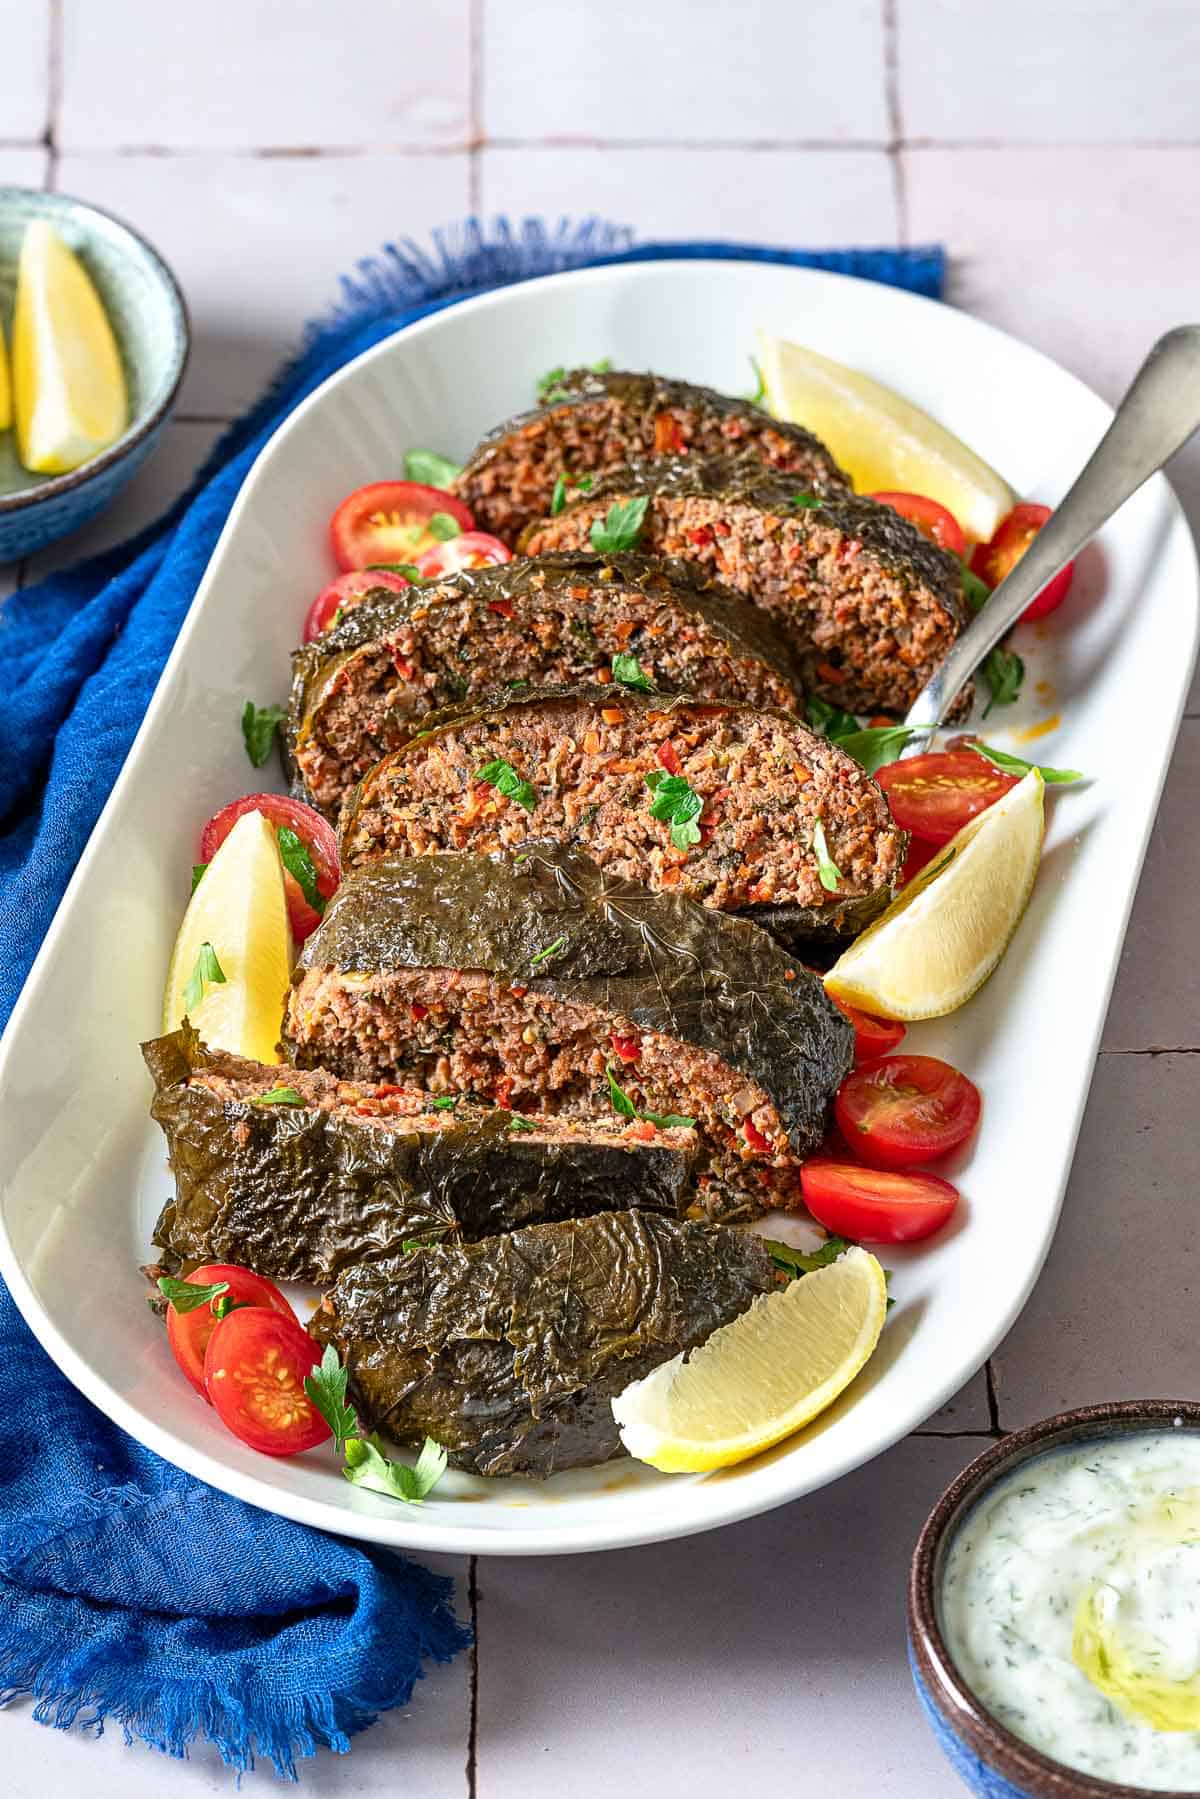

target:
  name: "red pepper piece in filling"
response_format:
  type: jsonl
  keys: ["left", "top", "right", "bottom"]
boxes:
{"left": 743, "top": 1116, "right": 773, "bottom": 1155}
{"left": 610, "top": 1034, "right": 641, "bottom": 1063}
{"left": 410, "top": 1002, "right": 429, "bottom": 1021}
{"left": 487, "top": 599, "right": 515, "bottom": 618}
{"left": 654, "top": 412, "right": 685, "bottom": 454}
{"left": 657, "top": 739, "right": 683, "bottom": 777}
{"left": 687, "top": 526, "right": 715, "bottom": 548}
{"left": 495, "top": 1076, "right": 515, "bottom": 1108}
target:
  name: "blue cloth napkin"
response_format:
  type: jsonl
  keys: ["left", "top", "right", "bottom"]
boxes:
{"left": 0, "top": 219, "right": 943, "bottom": 1777}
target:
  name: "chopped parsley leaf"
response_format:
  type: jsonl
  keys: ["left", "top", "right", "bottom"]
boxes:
{"left": 605, "top": 1064, "right": 695, "bottom": 1132}
{"left": 432, "top": 1095, "right": 458, "bottom": 1111}
{"left": 745, "top": 355, "right": 768, "bottom": 408}
{"left": 506, "top": 1113, "right": 537, "bottom": 1133}
{"left": 476, "top": 757, "right": 538, "bottom": 812}
{"left": 157, "top": 1275, "right": 230, "bottom": 1314}
{"left": 645, "top": 769, "right": 703, "bottom": 851}
{"left": 530, "top": 934, "right": 567, "bottom": 967}
{"left": 806, "top": 695, "right": 859, "bottom": 740}
{"left": 791, "top": 493, "right": 824, "bottom": 510}
{"left": 590, "top": 496, "right": 649, "bottom": 556}
{"left": 191, "top": 863, "right": 208, "bottom": 895}
{"left": 403, "top": 448, "right": 463, "bottom": 487}
{"left": 253, "top": 1086, "right": 304, "bottom": 1107}
{"left": 812, "top": 818, "right": 842, "bottom": 892}
{"left": 183, "top": 942, "right": 226, "bottom": 1014}
{"left": 343, "top": 1434, "right": 448, "bottom": 1504}
{"left": 961, "top": 566, "right": 991, "bottom": 614}
{"left": 830, "top": 725, "right": 915, "bottom": 776}
{"left": 427, "top": 511, "right": 461, "bottom": 542}
{"left": 972, "top": 742, "right": 1082, "bottom": 784}
{"left": 241, "top": 700, "right": 286, "bottom": 768}
{"left": 763, "top": 1235, "right": 854, "bottom": 1278}
{"left": 981, "top": 645, "right": 1025, "bottom": 714}
{"left": 611, "top": 652, "right": 655, "bottom": 692}
{"left": 303, "top": 1343, "right": 359, "bottom": 1452}
{"left": 276, "top": 827, "right": 325, "bottom": 916}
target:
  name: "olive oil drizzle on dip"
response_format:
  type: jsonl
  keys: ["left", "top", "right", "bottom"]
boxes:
{"left": 940, "top": 1431, "right": 1200, "bottom": 1791}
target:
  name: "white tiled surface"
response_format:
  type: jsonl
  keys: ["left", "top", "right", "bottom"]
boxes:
{"left": 3, "top": 2, "right": 1199, "bottom": 1793}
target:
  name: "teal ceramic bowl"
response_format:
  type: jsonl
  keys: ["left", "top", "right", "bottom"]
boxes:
{"left": 0, "top": 188, "right": 189, "bottom": 562}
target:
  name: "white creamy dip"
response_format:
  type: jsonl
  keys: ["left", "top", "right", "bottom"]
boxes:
{"left": 940, "top": 1430, "right": 1200, "bottom": 1791}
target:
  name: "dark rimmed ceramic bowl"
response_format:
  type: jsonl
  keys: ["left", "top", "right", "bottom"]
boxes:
{"left": 909, "top": 1400, "right": 1200, "bottom": 1799}
{"left": 0, "top": 188, "right": 189, "bottom": 561}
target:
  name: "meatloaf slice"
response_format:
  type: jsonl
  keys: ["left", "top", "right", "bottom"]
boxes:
{"left": 144, "top": 1025, "right": 697, "bottom": 1284}
{"left": 337, "top": 685, "right": 905, "bottom": 945}
{"left": 452, "top": 368, "right": 849, "bottom": 543}
{"left": 309, "top": 1212, "right": 777, "bottom": 1477}
{"left": 285, "top": 551, "right": 804, "bottom": 822}
{"left": 282, "top": 844, "right": 855, "bottom": 1219}
{"left": 522, "top": 450, "right": 968, "bottom": 717}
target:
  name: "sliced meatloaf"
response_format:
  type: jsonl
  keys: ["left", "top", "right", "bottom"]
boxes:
{"left": 282, "top": 844, "right": 856, "bottom": 1220}
{"left": 309, "top": 1212, "right": 777, "bottom": 1477}
{"left": 337, "top": 685, "right": 906, "bottom": 945}
{"left": 452, "top": 368, "right": 849, "bottom": 543}
{"left": 522, "top": 450, "right": 968, "bottom": 717}
{"left": 145, "top": 1024, "right": 696, "bottom": 1283}
{"left": 285, "top": 551, "right": 804, "bottom": 822}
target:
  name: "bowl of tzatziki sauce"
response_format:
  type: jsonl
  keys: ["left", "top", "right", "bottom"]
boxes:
{"left": 909, "top": 1402, "right": 1200, "bottom": 1798}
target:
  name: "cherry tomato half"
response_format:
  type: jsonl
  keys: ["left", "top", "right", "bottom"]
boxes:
{"left": 303, "top": 568, "right": 412, "bottom": 642}
{"left": 827, "top": 992, "right": 906, "bottom": 1062}
{"left": 329, "top": 481, "right": 475, "bottom": 572}
{"left": 204, "top": 1307, "right": 330, "bottom": 1456}
{"left": 415, "top": 530, "right": 512, "bottom": 581}
{"left": 970, "top": 502, "right": 1075, "bottom": 622}
{"left": 800, "top": 1158, "right": 960, "bottom": 1244}
{"left": 165, "top": 1263, "right": 298, "bottom": 1401}
{"left": 869, "top": 492, "right": 966, "bottom": 560}
{"left": 201, "top": 795, "right": 340, "bottom": 943}
{"left": 876, "top": 750, "right": 1019, "bottom": 847}
{"left": 834, "top": 1054, "right": 981, "bottom": 1170}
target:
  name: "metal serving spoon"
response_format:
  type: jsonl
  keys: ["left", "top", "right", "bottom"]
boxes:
{"left": 900, "top": 324, "right": 1200, "bottom": 755}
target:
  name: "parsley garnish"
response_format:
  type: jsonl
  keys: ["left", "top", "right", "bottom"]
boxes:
{"left": 530, "top": 934, "right": 567, "bottom": 967}
{"left": 791, "top": 493, "right": 824, "bottom": 510}
{"left": 645, "top": 769, "right": 703, "bottom": 851}
{"left": 763, "top": 1236, "right": 853, "bottom": 1278}
{"left": 241, "top": 700, "right": 286, "bottom": 768}
{"left": 806, "top": 695, "right": 859, "bottom": 739}
{"left": 745, "top": 355, "right": 767, "bottom": 407}
{"left": 427, "top": 511, "right": 461, "bottom": 542}
{"left": 812, "top": 818, "right": 842, "bottom": 892}
{"left": 590, "top": 496, "right": 649, "bottom": 556}
{"left": 183, "top": 942, "right": 226, "bottom": 1014}
{"left": 476, "top": 757, "right": 538, "bottom": 812}
{"left": 432, "top": 1095, "right": 458, "bottom": 1111}
{"left": 157, "top": 1275, "right": 230, "bottom": 1314}
{"left": 366, "top": 561, "right": 423, "bottom": 581}
{"left": 191, "top": 863, "right": 208, "bottom": 894}
{"left": 982, "top": 645, "right": 1025, "bottom": 714}
{"left": 611, "top": 652, "right": 655, "bottom": 692}
{"left": 605, "top": 1064, "right": 695, "bottom": 1131}
{"left": 403, "top": 448, "right": 463, "bottom": 487}
{"left": 538, "top": 359, "right": 610, "bottom": 404}
{"left": 961, "top": 566, "right": 991, "bottom": 614}
{"left": 276, "top": 826, "right": 325, "bottom": 916}
{"left": 303, "top": 1343, "right": 359, "bottom": 1452}
{"left": 253, "top": 1086, "right": 304, "bottom": 1107}
{"left": 972, "top": 742, "right": 1081, "bottom": 784}
{"left": 550, "top": 471, "right": 594, "bottom": 515}
{"left": 506, "top": 1113, "right": 537, "bottom": 1133}
{"left": 829, "top": 725, "right": 915, "bottom": 776}
{"left": 344, "top": 1434, "right": 448, "bottom": 1504}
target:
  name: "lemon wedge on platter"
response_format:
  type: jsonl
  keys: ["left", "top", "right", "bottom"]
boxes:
{"left": 757, "top": 331, "right": 1016, "bottom": 542}
{"left": 612, "top": 1246, "right": 887, "bottom": 1472}
{"left": 825, "top": 769, "right": 1045, "bottom": 1022}
{"left": 12, "top": 219, "right": 128, "bottom": 475}
{"left": 162, "top": 809, "right": 291, "bottom": 1062}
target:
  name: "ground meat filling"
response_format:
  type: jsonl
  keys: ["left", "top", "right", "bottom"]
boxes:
{"left": 284, "top": 966, "right": 803, "bottom": 1214}
{"left": 453, "top": 378, "right": 848, "bottom": 543}
{"left": 338, "top": 694, "right": 904, "bottom": 913}
{"left": 524, "top": 482, "right": 965, "bottom": 717}
{"left": 292, "top": 576, "right": 800, "bottom": 819}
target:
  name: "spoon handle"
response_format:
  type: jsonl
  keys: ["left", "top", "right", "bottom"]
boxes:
{"left": 902, "top": 324, "right": 1200, "bottom": 745}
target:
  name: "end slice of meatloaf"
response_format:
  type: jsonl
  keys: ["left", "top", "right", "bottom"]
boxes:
{"left": 309, "top": 1212, "right": 778, "bottom": 1477}
{"left": 144, "top": 1023, "right": 697, "bottom": 1283}
{"left": 282, "top": 844, "right": 856, "bottom": 1220}
{"left": 284, "top": 551, "right": 805, "bottom": 822}
{"left": 451, "top": 368, "right": 849, "bottom": 544}
{"left": 521, "top": 450, "right": 969, "bottom": 717}
{"left": 336, "top": 685, "right": 906, "bottom": 946}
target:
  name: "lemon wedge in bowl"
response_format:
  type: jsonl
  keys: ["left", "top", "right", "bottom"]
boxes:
{"left": 612, "top": 1246, "right": 887, "bottom": 1472}
{"left": 756, "top": 331, "right": 1016, "bottom": 542}
{"left": 162, "top": 809, "right": 291, "bottom": 1062}
{"left": 12, "top": 219, "right": 128, "bottom": 475}
{"left": 825, "top": 769, "right": 1045, "bottom": 1022}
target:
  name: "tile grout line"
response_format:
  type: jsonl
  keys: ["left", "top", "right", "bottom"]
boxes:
{"left": 468, "top": 0, "right": 484, "bottom": 212}
{"left": 44, "top": 0, "right": 62, "bottom": 192}
{"left": 985, "top": 1360, "right": 1004, "bottom": 1434}
{"left": 466, "top": 1555, "right": 479, "bottom": 1799}
{"left": 881, "top": 0, "right": 909, "bottom": 244}
{"left": 1100, "top": 1044, "right": 1200, "bottom": 1056}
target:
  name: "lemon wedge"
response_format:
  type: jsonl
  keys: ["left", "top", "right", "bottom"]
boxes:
{"left": 825, "top": 769, "right": 1045, "bottom": 1021}
{"left": 612, "top": 1246, "right": 887, "bottom": 1472}
{"left": 162, "top": 809, "right": 292, "bottom": 1062}
{"left": 757, "top": 331, "right": 1016, "bottom": 542}
{"left": 12, "top": 219, "right": 127, "bottom": 475}
{"left": 0, "top": 320, "right": 11, "bottom": 433}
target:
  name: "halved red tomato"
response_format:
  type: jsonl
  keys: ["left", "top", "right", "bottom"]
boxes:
{"left": 827, "top": 993, "right": 906, "bottom": 1062}
{"left": 203, "top": 1308, "right": 330, "bottom": 1456}
{"left": 869, "top": 492, "right": 966, "bottom": 560}
{"left": 900, "top": 835, "right": 943, "bottom": 887}
{"left": 415, "top": 530, "right": 512, "bottom": 581}
{"left": 800, "top": 1158, "right": 960, "bottom": 1243}
{"left": 165, "top": 1263, "right": 298, "bottom": 1401}
{"left": 876, "top": 750, "right": 1019, "bottom": 847}
{"left": 303, "top": 568, "right": 412, "bottom": 642}
{"left": 329, "top": 481, "right": 474, "bottom": 572}
{"left": 834, "top": 1054, "right": 981, "bottom": 1170}
{"left": 970, "top": 502, "right": 1074, "bottom": 622}
{"left": 200, "top": 794, "right": 339, "bottom": 943}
